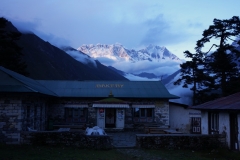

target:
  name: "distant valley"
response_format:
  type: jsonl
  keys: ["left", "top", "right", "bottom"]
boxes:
{"left": 77, "top": 43, "right": 183, "bottom": 80}
{"left": 2, "top": 19, "right": 193, "bottom": 105}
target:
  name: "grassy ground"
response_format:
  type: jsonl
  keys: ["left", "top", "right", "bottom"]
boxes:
{"left": 0, "top": 145, "right": 240, "bottom": 160}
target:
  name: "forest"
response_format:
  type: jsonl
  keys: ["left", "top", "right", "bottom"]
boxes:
{"left": 175, "top": 16, "right": 240, "bottom": 105}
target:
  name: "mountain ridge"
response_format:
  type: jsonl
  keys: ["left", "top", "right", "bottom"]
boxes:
{"left": 78, "top": 43, "right": 182, "bottom": 63}
{"left": 2, "top": 19, "right": 128, "bottom": 81}
{"left": 77, "top": 43, "right": 183, "bottom": 79}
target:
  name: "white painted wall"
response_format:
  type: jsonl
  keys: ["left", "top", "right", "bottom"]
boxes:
{"left": 116, "top": 109, "right": 124, "bottom": 128}
{"left": 155, "top": 101, "right": 169, "bottom": 126}
{"left": 200, "top": 111, "right": 240, "bottom": 150}
{"left": 238, "top": 114, "right": 240, "bottom": 151}
{"left": 219, "top": 113, "right": 230, "bottom": 147}
{"left": 200, "top": 111, "right": 208, "bottom": 134}
{"left": 97, "top": 108, "right": 105, "bottom": 128}
{"left": 169, "top": 104, "right": 201, "bottom": 133}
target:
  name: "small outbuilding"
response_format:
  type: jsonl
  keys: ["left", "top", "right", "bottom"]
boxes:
{"left": 191, "top": 92, "right": 240, "bottom": 150}
{"left": 169, "top": 102, "right": 201, "bottom": 134}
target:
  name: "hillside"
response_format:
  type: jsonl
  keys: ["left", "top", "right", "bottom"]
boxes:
{"left": 3, "top": 20, "right": 128, "bottom": 80}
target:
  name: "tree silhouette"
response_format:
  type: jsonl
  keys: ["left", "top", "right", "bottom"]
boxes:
{"left": 174, "top": 50, "right": 214, "bottom": 105}
{"left": 196, "top": 16, "right": 240, "bottom": 97}
{"left": 175, "top": 16, "right": 240, "bottom": 104}
{"left": 0, "top": 17, "right": 28, "bottom": 75}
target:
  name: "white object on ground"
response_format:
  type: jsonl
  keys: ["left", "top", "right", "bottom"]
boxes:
{"left": 85, "top": 126, "right": 107, "bottom": 135}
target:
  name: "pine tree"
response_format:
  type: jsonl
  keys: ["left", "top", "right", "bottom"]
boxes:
{"left": 174, "top": 50, "right": 214, "bottom": 105}
{"left": 175, "top": 16, "right": 240, "bottom": 105}
{"left": 196, "top": 16, "right": 240, "bottom": 97}
{"left": 0, "top": 17, "right": 28, "bottom": 75}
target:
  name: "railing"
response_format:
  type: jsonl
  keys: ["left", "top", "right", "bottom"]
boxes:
{"left": 143, "top": 123, "right": 169, "bottom": 134}
{"left": 53, "top": 124, "right": 86, "bottom": 131}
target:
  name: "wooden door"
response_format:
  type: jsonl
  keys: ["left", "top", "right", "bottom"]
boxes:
{"left": 105, "top": 108, "right": 115, "bottom": 128}
{"left": 230, "top": 113, "right": 239, "bottom": 150}
{"left": 191, "top": 117, "right": 201, "bottom": 134}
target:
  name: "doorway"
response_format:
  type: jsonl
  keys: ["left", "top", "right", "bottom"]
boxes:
{"left": 230, "top": 113, "right": 239, "bottom": 150}
{"left": 105, "top": 108, "right": 116, "bottom": 128}
{"left": 191, "top": 117, "right": 201, "bottom": 134}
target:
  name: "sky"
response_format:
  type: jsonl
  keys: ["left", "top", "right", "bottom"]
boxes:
{"left": 1, "top": 0, "right": 240, "bottom": 60}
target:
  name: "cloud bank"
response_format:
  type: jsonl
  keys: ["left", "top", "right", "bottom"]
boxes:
{"left": 65, "top": 50, "right": 97, "bottom": 67}
{"left": 94, "top": 57, "right": 181, "bottom": 76}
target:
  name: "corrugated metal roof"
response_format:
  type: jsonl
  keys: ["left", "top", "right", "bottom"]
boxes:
{"left": 0, "top": 67, "right": 57, "bottom": 96}
{"left": 191, "top": 92, "right": 240, "bottom": 110}
{"left": 0, "top": 66, "right": 179, "bottom": 99}
{"left": 95, "top": 97, "right": 129, "bottom": 103}
{"left": 64, "top": 104, "right": 88, "bottom": 108}
{"left": 0, "top": 85, "right": 34, "bottom": 92}
{"left": 92, "top": 104, "right": 129, "bottom": 108}
{"left": 37, "top": 80, "right": 179, "bottom": 99}
{"left": 132, "top": 104, "right": 155, "bottom": 108}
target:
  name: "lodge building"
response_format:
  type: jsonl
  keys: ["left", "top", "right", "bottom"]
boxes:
{"left": 0, "top": 66, "right": 181, "bottom": 144}
{"left": 39, "top": 80, "right": 179, "bottom": 130}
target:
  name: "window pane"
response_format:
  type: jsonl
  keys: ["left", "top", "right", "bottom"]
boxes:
{"left": 210, "top": 113, "right": 219, "bottom": 133}
{"left": 140, "top": 109, "right": 145, "bottom": 117}
{"left": 80, "top": 108, "right": 84, "bottom": 117}
{"left": 146, "top": 108, "right": 152, "bottom": 117}
{"left": 73, "top": 109, "right": 79, "bottom": 116}
{"left": 66, "top": 108, "right": 72, "bottom": 117}
{"left": 133, "top": 108, "right": 139, "bottom": 117}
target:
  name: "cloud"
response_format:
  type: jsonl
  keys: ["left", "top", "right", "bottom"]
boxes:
{"left": 10, "top": 19, "right": 40, "bottom": 33}
{"left": 9, "top": 19, "right": 71, "bottom": 47}
{"left": 188, "top": 22, "right": 203, "bottom": 28}
{"left": 97, "top": 58, "right": 181, "bottom": 76}
{"left": 124, "top": 73, "right": 160, "bottom": 81}
{"left": 65, "top": 50, "right": 97, "bottom": 67}
{"left": 140, "top": 15, "right": 192, "bottom": 47}
{"left": 165, "top": 70, "right": 193, "bottom": 105}
{"left": 95, "top": 57, "right": 116, "bottom": 66}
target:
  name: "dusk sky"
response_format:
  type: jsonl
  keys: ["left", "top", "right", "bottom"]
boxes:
{"left": 1, "top": 0, "right": 240, "bottom": 60}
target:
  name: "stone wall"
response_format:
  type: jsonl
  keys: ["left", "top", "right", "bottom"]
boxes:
{"left": 22, "top": 99, "right": 47, "bottom": 131}
{"left": 0, "top": 98, "right": 22, "bottom": 144}
{"left": 136, "top": 134, "right": 227, "bottom": 150}
{"left": 87, "top": 107, "right": 97, "bottom": 126}
{"left": 0, "top": 95, "right": 48, "bottom": 144}
{"left": 154, "top": 101, "right": 169, "bottom": 126}
{"left": 20, "top": 131, "right": 113, "bottom": 149}
{"left": 47, "top": 104, "right": 65, "bottom": 125}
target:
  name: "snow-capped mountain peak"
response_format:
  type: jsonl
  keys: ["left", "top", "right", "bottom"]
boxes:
{"left": 78, "top": 43, "right": 131, "bottom": 61}
{"left": 78, "top": 43, "right": 182, "bottom": 63}
{"left": 77, "top": 43, "right": 183, "bottom": 79}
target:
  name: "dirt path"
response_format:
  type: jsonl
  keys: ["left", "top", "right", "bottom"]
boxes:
{"left": 116, "top": 149, "right": 164, "bottom": 160}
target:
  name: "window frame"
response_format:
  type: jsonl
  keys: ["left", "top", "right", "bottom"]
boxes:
{"left": 133, "top": 108, "right": 154, "bottom": 122}
{"left": 209, "top": 112, "right": 219, "bottom": 134}
{"left": 65, "top": 108, "right": 88, "bottom": 122}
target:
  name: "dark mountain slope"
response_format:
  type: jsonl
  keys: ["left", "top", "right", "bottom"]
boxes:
{"left": 161, "top": 69, "right": 181, "bottom": 85}
{"left": 16, "top": 33, "right": 128, "bottom": 80}
{"left": 107, "top": 66, "right": 126, "bottom": 76}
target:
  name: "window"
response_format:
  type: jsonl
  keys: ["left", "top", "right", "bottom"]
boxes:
{"left": 65, "top": 108, "right": 87, "bottom": 122}
{"left": 73, "top": 108, "right": 79, "bottom": 117}
{"left": 209, "top": 112, "right": 219, "bottom": 134}
{"left": 134, "top": 108, "right": 140, "bottom": 117}
{"left": 67, "top": 108, "right": 72, "bottom": 117}
{"left": 133, "top": 108, "right": 153, "bottom": 122}
{"left": 146, "top": 108, "right": 153, "bottom": 117}
{"left": 140, "top": 109, "right": 146, "bottom": 117}
{"left": 27, "top": 106, "right": 30, "bottom": 119}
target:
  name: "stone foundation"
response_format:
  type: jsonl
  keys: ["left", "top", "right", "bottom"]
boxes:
{"left": 20, "top": 131, "right": 113, "bottom": 149}
{"left": 136, "top": 134, "right": 227, "bottom": 150}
